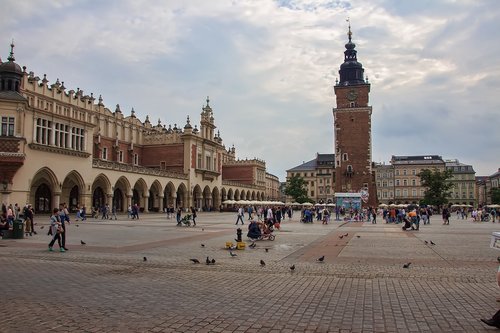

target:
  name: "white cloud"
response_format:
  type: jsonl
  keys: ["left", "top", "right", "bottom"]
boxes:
{"left": 1, "top": 0, "right": 499, "bottom": 178}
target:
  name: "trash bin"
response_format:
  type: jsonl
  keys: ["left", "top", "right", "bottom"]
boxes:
{"left": 12, "top": 219, "right": 24, "bottom": 239}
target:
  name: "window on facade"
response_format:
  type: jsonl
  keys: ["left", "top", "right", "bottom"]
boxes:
{"left": 119, "top": 151, "right": 124, "bottom": 163}
{"left": 71, "top": 127, "right": 84, "bottom": 151}
{"left": 396, "top": 180, "right": 400, "bottom": 186}
{"left": 403, "top": 179, "right": 408, "bottom": 186}
{"left": 389, "top": 191, "right": 393, "bottom": 198}
{"left": 382, "top": 181, "right": 387, "bottom": 187}
{"left": 197, "top": 154, "right": 202, "bottom": 169}
{"left": 206, "top": 156, "right": 211, "bottom": 170}
{"left": 420, "top": 189, "right": 425, "bottom": 196}
{"left": 102, "top": 147, "right": 108, "bottom": 160}
{"left": 412, "top": 169, "right": 416, "bottom": 175}
{"left": 412, "top": 179, "right": 416, "bottom": 186}
{"left": 377, "top": 181, "right": 381, "bottom": 187}
{"left": 160, "top": 161, "right": 166, "bottom": 169}
{"left": 35, "top": 118, "right": 52, "bottom": 145}
{"left": 403, "top": 169, "right": 407, "bottom": 176}
{"left": 395, "top": 170, "right": 400, "bottom": 176}
{"left": 311, "top": 190, "right": 314, "bottom": 196}
{"left": 54, "top": 123, "right": 68, "bottom": 148}
{"left": 396, "top": 189, "right": 401, "bottom": 197}
{"left": 412, "top": 189, "right": 417, "bottom": 197}
{"left": 134, "top": 153, "right": 139, "bottom": 165}
{"left": 383, "top": 191, "right": 387, "bottom": 198}
{"left": 403, "top": 189, "right": 408, "bottom": 197}
{"left": 1, "top": 117, "right": 15, "bottom": 136}
{"left": 342, "top": 153, "right": 348, "bottom": 161}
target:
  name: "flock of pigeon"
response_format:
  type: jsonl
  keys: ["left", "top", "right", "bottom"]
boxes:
{"left": 184, "top": 241, "right": 328, "bottom": 272}
{"left": 79, "top": 230, "right": 439, "bottom": 271}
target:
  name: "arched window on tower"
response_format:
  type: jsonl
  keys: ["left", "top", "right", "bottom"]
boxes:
{"left": 342, "top": 153, "right": 348, "bottom": 161}
{"left": 346, "top": 165, "right": 353, "bottom": 177}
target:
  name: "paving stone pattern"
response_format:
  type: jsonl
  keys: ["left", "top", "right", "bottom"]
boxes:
{"left": 1, "top": 213, "right": 499, "bottom": 332}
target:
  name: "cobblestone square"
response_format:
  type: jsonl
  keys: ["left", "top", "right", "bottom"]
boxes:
{"left": 1, "top": 213, "right": 499, "bottom": 332}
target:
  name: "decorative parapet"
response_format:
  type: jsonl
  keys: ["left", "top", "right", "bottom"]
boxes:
{"left": 223, "top": 158, "right": 266, "bottom": 167}
{"left": 92, "top": 159, "right": 188, "bottom": 179}
{"left": 222, "top": 180, "right": 265, "bottom": 190}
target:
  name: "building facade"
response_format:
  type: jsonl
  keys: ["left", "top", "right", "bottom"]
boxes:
{"left": 374, "top": 163, "right": 395, "bottom": 205}
{"left": 332, "top": 25, "right": 376, "bottom": 207}
{"left": 476, "top": 168, "right": 500, "bottom": 206}
{"left": 445, "top": 159, "right": 476, "bottom": 206}
{"left": 374, "top": 156, "right": 477, "bottom": 205}
{"left": 0, "top": 43, "right": 272, "bottom": 213}
{"left": 286, "top": 153, "right": 335, "bottom": 204}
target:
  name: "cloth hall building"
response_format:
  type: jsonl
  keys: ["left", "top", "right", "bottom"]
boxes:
{"left": 0, "top": 43, "right": 278, "bottom": 213}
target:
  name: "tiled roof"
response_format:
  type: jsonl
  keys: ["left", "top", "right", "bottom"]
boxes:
{"left": 0, "top": 90, "right": 27, "bottom": 101}
{"left": 287, "top": 158, "right": 317, "bottom": 172}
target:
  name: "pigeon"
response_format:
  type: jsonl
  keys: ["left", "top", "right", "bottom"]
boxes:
{"left": 424, "top": 240, "right": 428, "bottom": 245}
{"left": 190, "top": 258, "right": 200, "bottom": 264}
{"left": 40, "top": 226, "right": 44, "bottom": 229}
{"left": 290, "top": 264, "right": 295, "bottom": 271}
{"left": 430, "top": 241, "right": 435, "bottom": 245}
{"left": 344, "top": 233, "right": 349, "bottom": 237}
{"left": 202, "top": 228, "right": 204, "bottom": 231}
{"left": 76, "top": 224, "right": 79, "bottom": 227}
{"left": 260, "top": 259, "right": 266, "bottom": 267}
{"left": 356, "top": 235, "right": 360, "bottom": 238}
{"left": 317, "top": 256, "right": 325, "bottom": 262}
{"left": 80, "top": 240, "right": 86, "bottom": 245}
{"left": 403, "top": 262, "right": 411, "bottom": 268}
{"left": 265, "top": 248, "right": 269, "bottom": 253}
{"left": 201, "top": 244, "right": 205, "bottom": 247}
{"left": 143, "top": 257, "right": 147, "bottom": 262}
{"left": 497, "top": 256, "right": 500, "bottom": 263}
{"left": 339, "top": 235, "right": 344, "bottom": 239}
{"left": 229, "top": 251, "right": 237, "bottom": 257}
{"left": 211, "top": 258, "right": 216, "bottom": 264}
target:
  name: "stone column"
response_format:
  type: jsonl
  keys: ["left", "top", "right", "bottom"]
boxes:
{"left": 54, "top": 193, "right": 61, "bottom": 211}
{"left": 158, "top": 195, "right": 164, "bottom": 212}
{"left": 143, "top": 195, "right": 149, "bottom": 213}
{"left": 172, "top": 194, "right": 177, "bottom": 209}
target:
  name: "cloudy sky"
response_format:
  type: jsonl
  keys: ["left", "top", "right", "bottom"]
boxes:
{"left": 1, "top": 0, "right": 499, "bottom": 180}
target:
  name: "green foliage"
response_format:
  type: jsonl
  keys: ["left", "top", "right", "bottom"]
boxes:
{"left": 284, "top": 174, "right": 310, "bottom": 203}
{"left": 418, "top": 168, "right": 454, "bottom": 207}
{"left": 492, "top": 188, "right": 500, "bottom": 204}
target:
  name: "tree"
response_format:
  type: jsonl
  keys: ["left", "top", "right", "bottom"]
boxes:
{"left": 418, "top": 168, "right": 454, "bottom": 208}
{"left": 284, "top": 174, "right": 310, "bottom": 203}
{"left": 492, "top": 188, "right": 500, "bottom": 204}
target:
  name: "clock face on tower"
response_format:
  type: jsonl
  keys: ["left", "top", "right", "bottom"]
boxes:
{"left": 347, "top": 89, "right": 358, "bottom": 101}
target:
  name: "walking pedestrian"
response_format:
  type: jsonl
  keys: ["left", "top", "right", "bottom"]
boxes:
{"left": 190, "top": 206, "right": 197, "bottom": 226}
{"left": 235, "top": 206, "right": 244, "bottom": 225}
{"left": 59, "top": 204, "right": 69, "bottom": 251}
{"left": 48, "top": 208, "right": 64, "bottom": 252}
{"left": 176, "top": 207, "right": 182, "bottom": 225}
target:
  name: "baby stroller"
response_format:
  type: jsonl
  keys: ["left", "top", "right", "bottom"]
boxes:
{"left": 259, "top": 223, "right": 275, "bottom": 241}
{"left": 247, "top": 221, "right": 276, "bottom": 241}
{"left": 177, "top": 213, "right": 192, "bottom": 227}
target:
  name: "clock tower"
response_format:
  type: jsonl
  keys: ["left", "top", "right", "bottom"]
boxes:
{"left": 333, "top": 24, "right": 376, "bottom": 207}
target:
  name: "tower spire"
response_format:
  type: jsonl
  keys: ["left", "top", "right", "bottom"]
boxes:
{"left": 7, "top": 39, "right": 15, "bottom": 62}
{"left": 347, "top": 17, "right": 352, "bottom": 42}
